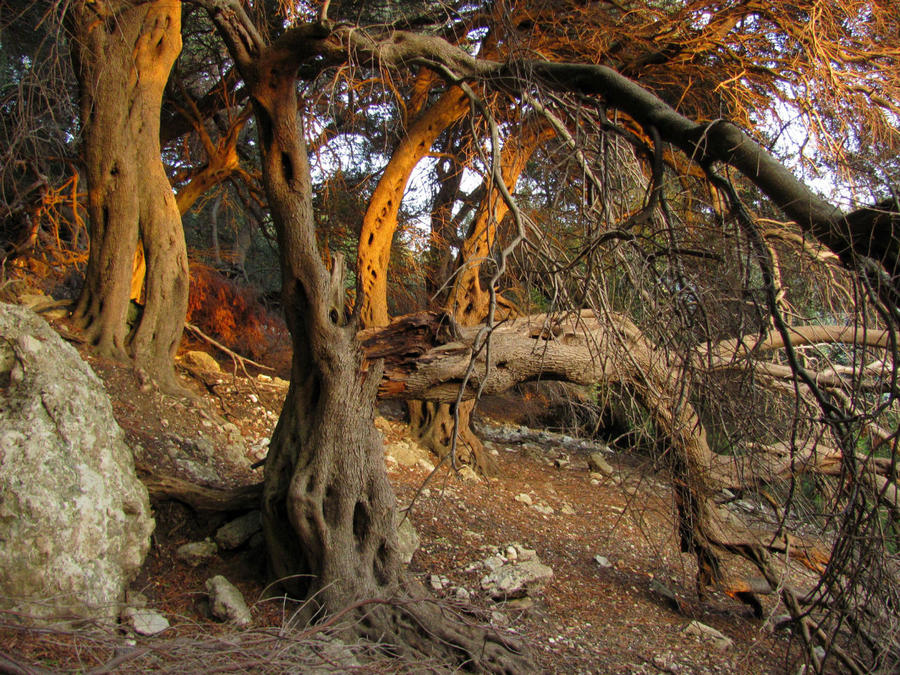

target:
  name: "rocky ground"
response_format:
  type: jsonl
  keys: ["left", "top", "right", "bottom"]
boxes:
{"left": 1, "top": 309, "right": 808, "bottom": 673}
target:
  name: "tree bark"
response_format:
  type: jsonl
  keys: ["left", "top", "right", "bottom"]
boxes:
{"left": 68, "top": 0, "right": 189, "bottom": 391}
{"left": 356, "top": 87, "right": 469, "bottom": 328}
{"left": 410, "top": 116, "right": 553, "bottom": 474}
{"left": 446, "top": 116, "right": 553, "bottom": 325}
{"left": 362, "top": 311, "right": 830, "bottom": 588}
{"left": 202, "top": 5, "right": 529, "bottom": 669}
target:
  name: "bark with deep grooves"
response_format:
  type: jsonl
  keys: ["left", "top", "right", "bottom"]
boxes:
{"left": 68, "top": 0, "right": 188, "bottom": 391}
{"left": 202, "top": 4, "right": 530, "bottom": 670}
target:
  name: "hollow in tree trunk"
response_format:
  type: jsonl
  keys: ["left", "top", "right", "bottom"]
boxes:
{"left": 68, "top": 0, "right": 189, "bottom": 392}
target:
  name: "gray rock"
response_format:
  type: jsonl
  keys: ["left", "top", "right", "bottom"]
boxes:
{"left": 215, "top": 511, "right": 262, "bottom": 550}
{"left": 0, "top": 304, "right": 154, "bottom": 621}
{"left": 176, "top": 540, "right": 218, "bottom": 566}
{"left": 397, "top": 518, "right": 419, "bottom": 564}
{"left": 594, "top": 555, "right": 612, "bottom": 568}
{"left": 482, "top": 559, "right": 554, "bottom": 599}
{"left": 122, "top": 607, "right": 170, "bottom": 635}
{"left": 206, "top": 575, "right": 251, "bottom": 627}
{"left": 175, "top": 457, "right": 220, "bottom": 485}
{"left": 683, "top": 620, "right": 733, "bottom": 650}
{"left": 484, "top": 555, "right": 505, "bottom": 572}
{"left": 512, "top": 544, "right": 537, "bottom": 561}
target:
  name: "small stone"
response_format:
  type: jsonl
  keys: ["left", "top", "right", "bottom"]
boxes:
{"left": 490, "top": 610, "right": 508, "bottom": 626}
{"left": 176, "top": 540, "right": 218, "bottom": 566}
{"left": 683, "top": 620, "right": 733, "bottom": 651}
{"left": 560, "top": 503, "right": 576, "bottom": 515}
{"left": 484, "top": 555, "right": 505, "bottom": 572}
{"left": 532, "top": 503, "right": 554, "bottom": 515}
{"left": 206, "top": 575, "right": 252, "bottom": 627}
{"left": 505, "top": 597, "right": 534, "bottom": 611}
{"left": 593, "top": 555, "right": 611, "bottom": 568}
{"left": 587, "top": 452, "right": 615, "bottom": 476}
{"left": 454, "top": 587, "right": 471, "bottom": 601}
{"left": 505, "top": 546, "right": 518, "bottom": 561}
{"left": 429, "top": 574, "right": 444, "bottom": 591}
{"left": 457, "top": 465, "right": 481, "bottom": 483}
{"left": 397, "top": 518, "right": 419, "bottom": 565}
{"left": 215, "top": 511, "right": 262, "bottom": 550}
{"left": 182, "top": 350, "right": 220, "bottom": 372}
{"left": 513, "top": 544, "right": 537, "bottom": 561}
{"left": 417, "top": 458, "right": 435, "bottom": 472}
{"left": 514, "top": 493, "right": 533, "bottom": 506}
{"left": 482, "top": 559, "right": 554, "bottom": 598}
{"left": 122, "top": 607, "right": 169, "bottom": 636}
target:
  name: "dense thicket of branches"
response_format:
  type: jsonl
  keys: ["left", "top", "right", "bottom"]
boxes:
{"left": 3, "top": 0, "right": 900, "bottom": 672}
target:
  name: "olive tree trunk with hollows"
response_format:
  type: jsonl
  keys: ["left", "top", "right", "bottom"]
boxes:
{"left": 202, "top": 5, "right": 529, "bottom": 670}
{"left": 68, "top": 0, "right": 189, "bottom": 392}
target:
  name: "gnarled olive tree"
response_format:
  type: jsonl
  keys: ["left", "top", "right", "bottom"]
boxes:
{"left": 67, "top": 0, "right": 189, "bottom": 391}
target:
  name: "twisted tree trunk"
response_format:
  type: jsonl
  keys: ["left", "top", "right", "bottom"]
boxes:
{"left": 202, "top": 5, "right": 529, "bottom": 670}
{"left": 68, "top": 0, "right": 188, "bottom": 391}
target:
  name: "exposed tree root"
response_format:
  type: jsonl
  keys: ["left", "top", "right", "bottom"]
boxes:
{"left": 345, "top": 579, "right": 532, "bottom": 673}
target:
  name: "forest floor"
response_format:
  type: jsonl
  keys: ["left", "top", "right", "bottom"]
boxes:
{"left": 2, "top": 308, "right": 809, "bottom": 674}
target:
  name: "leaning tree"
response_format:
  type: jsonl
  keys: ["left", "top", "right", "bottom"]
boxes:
{"left": 192, "top": 0, "right": 900, "bottom": 672}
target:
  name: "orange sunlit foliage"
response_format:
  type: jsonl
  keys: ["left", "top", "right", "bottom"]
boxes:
{"left": 185, "top": 263, "right": 288, "bottom": 364}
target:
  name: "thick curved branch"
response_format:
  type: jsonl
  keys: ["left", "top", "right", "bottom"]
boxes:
{"left": 322, "top": 25, "right": 899, "bottom": 278}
